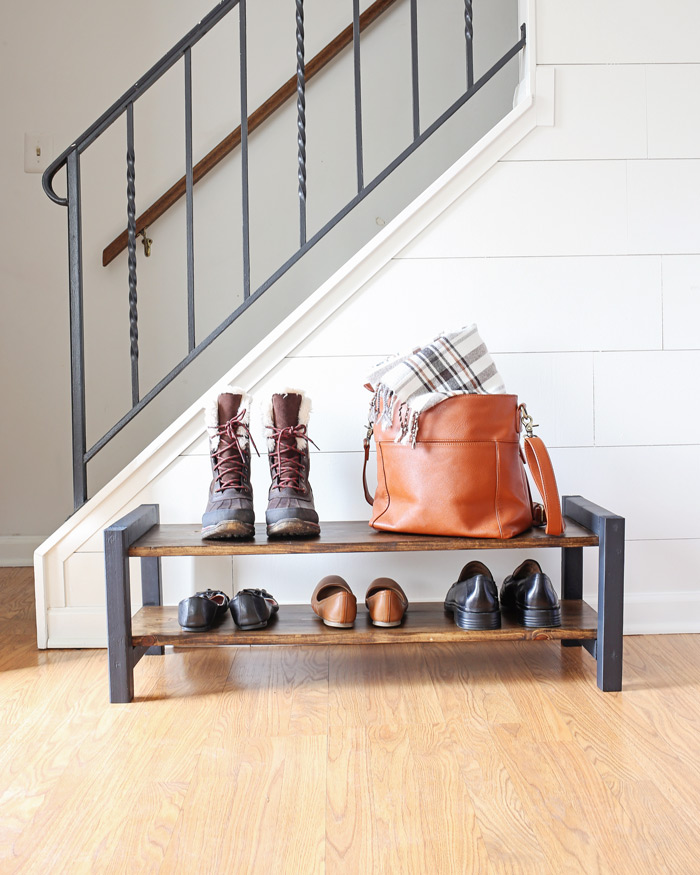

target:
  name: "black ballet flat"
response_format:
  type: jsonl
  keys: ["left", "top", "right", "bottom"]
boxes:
{"left": 230, "top": 588, "right": 279, "bottom": 630}
{"left": 177, "top": 589, "right": 230, "bottom": 631}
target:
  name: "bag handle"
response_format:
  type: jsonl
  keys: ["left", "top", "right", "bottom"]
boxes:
{"left": 362, "top": 425, "right": 374, "bottom": 506}
{"left": 523, "top": 434, "right": 564, "bottom": 535}
{"left": 362, "top": 415, "right": 565, "bottom": 534}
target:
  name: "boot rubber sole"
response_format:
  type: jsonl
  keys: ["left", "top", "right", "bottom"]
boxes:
{"left": 444, "top": 603, "right": 501, "bottom": 630}
{"left": 266, "top": 519, "right": 321, "bottom": 538}
{"left": 201, "top": 520, "right": 255, "bottom": 540}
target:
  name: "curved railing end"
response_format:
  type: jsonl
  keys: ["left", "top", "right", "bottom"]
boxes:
{"left": 42, "top": 153, "right": 70, "bottom": 207}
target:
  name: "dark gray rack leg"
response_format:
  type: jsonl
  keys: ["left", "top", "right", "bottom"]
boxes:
{"left": 104, "top": 504, "right": 160, "bottom": 702}
{"left": 562, "top": 495, "right": 625, "bottom": 691}
{"left": 561, "top": 545, "right": 584, "bottom": 648}
{"left": 141, "top": 554, "right": 163, "bottom": 656}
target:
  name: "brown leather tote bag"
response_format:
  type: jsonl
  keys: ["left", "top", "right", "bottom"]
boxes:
{"left": 362, "top": 394, "right": 564, "bottom": 539}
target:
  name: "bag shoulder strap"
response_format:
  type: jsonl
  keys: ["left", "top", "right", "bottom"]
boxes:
{"left": 523, "top": 435, "right": 564, "bottom": 535}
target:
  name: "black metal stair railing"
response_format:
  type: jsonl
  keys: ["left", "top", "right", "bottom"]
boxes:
{"left": 43, "top": 0, "right": 526, "bottom": 511}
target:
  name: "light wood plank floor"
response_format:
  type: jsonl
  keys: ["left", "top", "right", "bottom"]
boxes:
{"left": 2, "top": 567, "right": 700, "bottom": 873}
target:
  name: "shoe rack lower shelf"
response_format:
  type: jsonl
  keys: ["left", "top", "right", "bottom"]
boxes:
{"left": 131, "top": 601, "right": 598, "bottom": 647}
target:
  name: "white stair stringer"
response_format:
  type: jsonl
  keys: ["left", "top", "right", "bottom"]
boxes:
{"left": 34, "top": 46, "right": 547, "bottom": 648}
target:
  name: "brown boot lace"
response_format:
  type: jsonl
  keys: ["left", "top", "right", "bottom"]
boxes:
{"left": 212, "top": 410, "right": 259, "bottom": 493}
{"left": 268, "top": 424, "right": 319, "bottom": 492}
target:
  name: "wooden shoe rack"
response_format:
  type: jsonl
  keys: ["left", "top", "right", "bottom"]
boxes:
{"left": 104, "top": 495, "right": 624, "bottom": 702}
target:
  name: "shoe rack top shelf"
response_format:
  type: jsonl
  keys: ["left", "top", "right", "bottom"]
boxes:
{"left": 131, "top": 601, "right": 598, "bottom": 647}
{"left": 128, "top": 519, "right": 598, "bottom": 557}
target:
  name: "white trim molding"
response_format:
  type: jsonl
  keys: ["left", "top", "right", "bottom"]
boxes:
{"left": 45, "top": 608, "right": 108, "bottom": 649}
{"left": 0, "top": 536, "right": 48, "bottom": 568}
{"left": 587, "top": 593, "right": 700, "bottom": 636}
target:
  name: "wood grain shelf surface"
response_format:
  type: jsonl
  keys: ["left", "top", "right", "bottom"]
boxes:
{"left": 129, "top": 519, "right": 598, "bottom": 557}
{"left": 131, "top": 600, "right": 598, "bottom": 647}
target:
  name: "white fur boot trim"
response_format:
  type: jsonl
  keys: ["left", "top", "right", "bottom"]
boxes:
{"left": 262, "top": 388, "right": 312, "bottom": 452}
{"left": 204, "top": 384, "right": 252, "bottom": 452}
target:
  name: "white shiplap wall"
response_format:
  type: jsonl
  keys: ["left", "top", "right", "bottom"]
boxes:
{"left": 57, "top": 0, "right": 700, "bottom": 640}
{"left": 248, "top": 3, "right": 700, "bottom": 630}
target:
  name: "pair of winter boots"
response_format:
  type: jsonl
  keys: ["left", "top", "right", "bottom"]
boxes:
{"left": 201, "top": 387, "right": 319, "bottom": 540}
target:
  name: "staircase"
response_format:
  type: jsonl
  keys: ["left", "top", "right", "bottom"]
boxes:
{"left": 36, "top": 0, "right": 540, "bottom": 648}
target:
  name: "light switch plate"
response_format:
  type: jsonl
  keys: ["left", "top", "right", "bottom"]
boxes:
{"left": 24, "top": 132, "right": 53, "bottom": 173}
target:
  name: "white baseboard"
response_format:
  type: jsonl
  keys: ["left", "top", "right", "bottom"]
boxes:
{"left": 626, "top": 593, "right": 700, "bottom": 635}
{"left": 46, "top": 607, "right": 107, "bottom": 649}
{"left": 587, "top": 592, "right": 700, "bottom": 635}
{"left": 0, "top": 535, "right": 47, "bottom": 567}
{"left": 42, "top": 593, "right": 700, "bottom": 649}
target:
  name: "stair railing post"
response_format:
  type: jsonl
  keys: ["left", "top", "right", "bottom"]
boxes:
{"left": 409, "top": 0, "right": 420, "bottom": 141}
{"left": 184, "top": 48, "right": 196, "bottom": 349}
{"left": 66, "top": 149, "right": 88, "bottom": 509}
{"left": 352, "top": 0, "right": 364, "bottom": 192}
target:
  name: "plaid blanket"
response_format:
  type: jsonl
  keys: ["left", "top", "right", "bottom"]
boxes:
{"left": 367, "top": 324, "right": 506, "bottom": 445}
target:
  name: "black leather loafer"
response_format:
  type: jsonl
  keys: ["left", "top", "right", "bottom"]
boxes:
{"left": 230, "top": 588, "right": 279, "bottom": 630}
{"left": 500, "top": 559, "right": 561, "bottom": 628}
{"left": 444, "top": 561, "right": 501, "bottom": 630}
{"left": 178, "top": 589, "right": 230, "bottom": 631}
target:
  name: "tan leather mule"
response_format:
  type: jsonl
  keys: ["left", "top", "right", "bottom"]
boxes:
{"left": 311, "top": 575, "right": 357, "bottom": 628}
{"left": 365, "top": 578, "right": 408, "bottom": 627}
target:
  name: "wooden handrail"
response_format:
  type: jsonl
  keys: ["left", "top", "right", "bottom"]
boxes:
{"left": 103, "top": 0, "right": 399, "bottom": 266}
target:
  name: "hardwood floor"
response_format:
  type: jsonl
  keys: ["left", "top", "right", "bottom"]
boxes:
{"left": 2, "top": 566, "right": 699, "bottom": 873}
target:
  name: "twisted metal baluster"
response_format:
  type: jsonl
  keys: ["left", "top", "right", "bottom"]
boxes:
{"left": 240, "top": 0, "right": 251, "bottom": 299}
{"left": 126, "top": 103, "right": 139, "bottom": 406}
{"left": 464, "top": 0, "right": 474, "bottom": 89}
{"left": 296, "top": 0, "right": 306, "bottom": 246}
